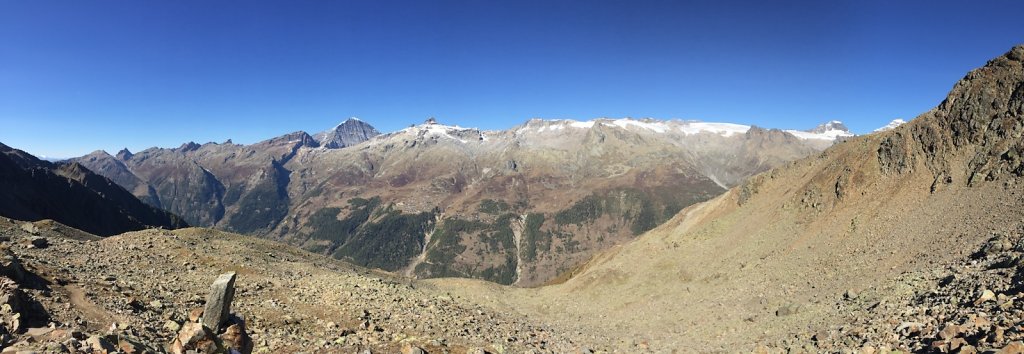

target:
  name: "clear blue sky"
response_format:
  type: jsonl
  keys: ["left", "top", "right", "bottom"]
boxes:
{"left": 1, "top": 1, "right": 1022, "bottom": 158}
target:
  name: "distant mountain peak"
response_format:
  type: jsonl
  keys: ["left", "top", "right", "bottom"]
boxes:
{"left": 873, "top": 119, "right": 907, "bottom": 132}
{"left": 783, "top": 120, "right": 854, "bottom": 141}
{"left": 178, "top": 142, "right": 201, "bottom": 152}
{"left": 116, "top": 148, "right": 133, "bottom": 160}
{"left": 807, "top": 120, "right": 850, "bottom": 134}
{"left": 314, "top": 118, "right": 381, "bottom": 149}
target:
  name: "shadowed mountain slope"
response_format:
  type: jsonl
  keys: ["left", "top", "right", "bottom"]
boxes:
{"left": 0, "top": 142, "right": 187, "bottom": 236}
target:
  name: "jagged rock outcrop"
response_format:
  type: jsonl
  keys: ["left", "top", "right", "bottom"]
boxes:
{"left": 877, "top": 45, "right": 1024, "bottom": 187}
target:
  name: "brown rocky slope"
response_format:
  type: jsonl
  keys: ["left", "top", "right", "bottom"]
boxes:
{"left": 430, "top": 44, "right": 1024, "bottom": 352}
{"left": 0, "top": 216, "right": 595, "bottom": 353}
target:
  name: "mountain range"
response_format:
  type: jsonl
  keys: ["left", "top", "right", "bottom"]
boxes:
{"left": 421, "top": 43, "right": 1024, "bottom": 351}
{"left": 0, "top": 44, "right": 1021, "bottom": 353}
{"left": 0, "top": 142, "right": 187, "bottom": 236}
{"left": 71, "top": 115, "right": 853, "bottom": 285}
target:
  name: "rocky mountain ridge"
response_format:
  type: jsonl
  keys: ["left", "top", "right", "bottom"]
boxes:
{"left": 0, "top": 142, "right": 187, "bottom": 236}
{"left": 71, "top": 116, "right": 846, "bottom": 286}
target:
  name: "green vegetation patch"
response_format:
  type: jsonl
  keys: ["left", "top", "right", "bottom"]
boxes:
{"left": 333, "top": 207, "right": 435, "bottom": 271}
{"left": 477, "top": 199, "right": 511, "bottom": 215}
{"left": 227, "top": 165, "right": 290, "bottom": 234}
{"left": 418, "top": 214, "right": 520, "bottom": 285}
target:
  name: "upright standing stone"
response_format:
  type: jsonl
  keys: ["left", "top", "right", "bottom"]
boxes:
{"left": 201, "top": 272, "right": 236, "bottom": 332}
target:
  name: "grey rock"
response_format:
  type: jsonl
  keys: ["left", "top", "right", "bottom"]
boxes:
{"left": 85, "top": 335, "right": 116, "bottom": 353}
{"left": 844, "top": 289, "right": 858, "bottom": 300}
{"left": 202, "top": 272, "right": 237, "bottom": 331}
{"left": 313, "top": 118, "right": 380, "bottom": 149}
{"left": 19, "top": 223, "right": 38, "bottom": 235}
{"left": 0, "top": 252, "right": 26, "bottom": 282}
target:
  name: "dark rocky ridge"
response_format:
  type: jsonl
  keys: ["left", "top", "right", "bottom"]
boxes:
{"left": 0, "top": 142, "right": 187, "bottom": 236}
{"left": 878, "top": 45, "right": 1024, "bottom": 185}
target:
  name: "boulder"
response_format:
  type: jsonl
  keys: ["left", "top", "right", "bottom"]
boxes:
{"left": 28, "top": 237, "right": 47, "bottom": 249}
{"left": 188, "top": 307, "right": 204, "bottom": 323}
{"left": 170, "top": 322, "right": 219, "bottom": 354}
{"left": 219, "top": 321, "right": 253, "bottom": 354}
{"left": 976, "top": 289, "right": 996, "bottom": 305}
{"left": 163, "top": 320, "right": 181, "bottom": 333}
{"left": 85, "top": 335, "right": 116, "bottom": 354}
{"left": 0, "top": 254, "right": 25, "bottom": 284}
{"left": 201, "top": 272, "right": 236, "bottom": 332}
{"left": 19, "top": 223, "right": 38, "bottom": 236}
{"left": 402, "top": 343, "right": 427, "bottom": 354}
{"left": 938, "top": 324, "right": 961, "bottom": 340}
{"left": 999, "top": 342, "right": 1024, "bottom": 354}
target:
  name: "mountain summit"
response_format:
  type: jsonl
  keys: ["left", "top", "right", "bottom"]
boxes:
{"left": 873, "top": 118, "right": 907, "bottom": 132}
{"left": 807, "top": 120, "right": 850, "bottom": 134}
{"left": 313, "top": 117, "right": 381, "bottom": 149}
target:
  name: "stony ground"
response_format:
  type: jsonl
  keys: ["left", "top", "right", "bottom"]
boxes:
{"left": 0, "top": 217, "right": 599, "bottom": 353}
{"left": 771, "top": 224, "right": 1024, "bottom": 353}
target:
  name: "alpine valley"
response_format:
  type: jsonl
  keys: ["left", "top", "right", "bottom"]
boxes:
{"left": 2, "top": 42, "right": 1024, "bottom": 354}
{"left": 72, "top": 117, "right": 851, "bottom": 286}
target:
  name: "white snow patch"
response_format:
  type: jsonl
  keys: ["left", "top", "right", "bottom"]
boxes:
{"left": 678, "top": 122, "right": 751, "bottom": 137}
{"left": 610, "top": 118, "right": 669, "bottom": 133}
{"left": 569, "top": 120, "right": 596, "bottom": 129}
{"left": 784, "top": 129, "right": 854, "bottom": 141}
{"left": 873, "top": 119, "right": 907, "bottom": 132}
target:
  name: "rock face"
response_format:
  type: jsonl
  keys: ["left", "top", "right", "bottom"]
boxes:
{"left": 201, "top": 272, "right": 237, "bottom": 332}
{"left": 70, "top": 117, "right": 838, "bottom": 286}
{"left": 0, "top": 142, "right": 187, "bottom": 236}
{"left": 875, "top": 45, "right": 1024, "bottom": 187}
{"left": 314, "top": 117, "right": 381, "bottom": 149}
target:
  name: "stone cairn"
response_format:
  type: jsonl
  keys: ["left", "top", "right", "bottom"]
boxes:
{"left": 170, "top": 272, "right": 253, "bottom": 354}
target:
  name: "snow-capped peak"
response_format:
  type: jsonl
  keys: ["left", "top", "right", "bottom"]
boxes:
{"left": 807, "top": 120, "right": 851, "bottom": 134}
{"left": 784, "top": 120, "right": 854, "bottom": 141}
{"left": 873, "top": 119, "right": 906, "bottom": 132}
{"left": 369, "top": 118, "right": 483, "bottom": 144}
{"left": 517, "top": 118, "right": 750, "bottom": 137}
{"left": 676, "top": 121, "right": 750, "bottom": 137}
